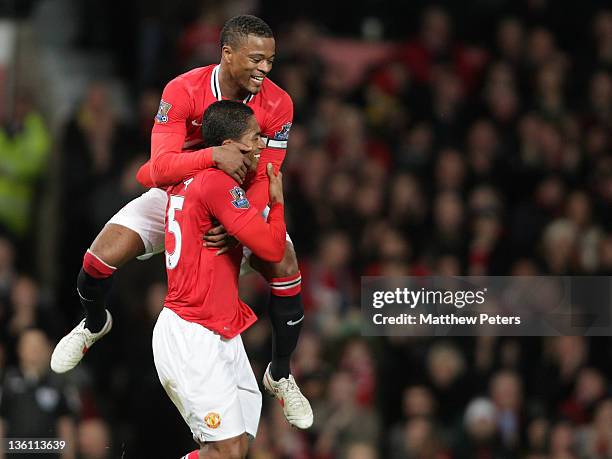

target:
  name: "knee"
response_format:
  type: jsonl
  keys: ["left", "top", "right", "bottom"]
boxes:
{"left": 250, "top": 242, "right": 300, "bottom": 281}
{"left": 271, "top": 243, "right": 299, "bottom": 278}
{"left": 228, "top": 446, "right": 248, "bottom": 459}
{"left": 208, "top": 435, "right": 248, "bottom": 459}
{"left": 89, "top": 224, "right": 145, "bottom": 267}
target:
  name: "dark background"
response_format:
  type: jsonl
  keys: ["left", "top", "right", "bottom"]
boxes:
{"left": 1, "top": 0, "right": 612, "bottom": 457}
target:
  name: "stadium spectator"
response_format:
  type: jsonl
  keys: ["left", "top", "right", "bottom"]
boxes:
{"left": 0, "top": 93, "right": 50, "bottom": 241}
{"left": 0, "top": 329, "right": 77, "bottom": 459}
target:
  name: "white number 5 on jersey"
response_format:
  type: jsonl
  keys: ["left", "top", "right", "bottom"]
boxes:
{"left": 166, "top": 195, "right": 185, "bottom": 269}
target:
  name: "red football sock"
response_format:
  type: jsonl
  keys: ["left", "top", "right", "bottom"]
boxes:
{"left": 269, "top": 271, "right": 302, "bottom": 297}
{"left": 83, "top": 249, "right": 116, "bottom": 279}
{"left": 79, "top": 250, "right": 116, "bottom": 332}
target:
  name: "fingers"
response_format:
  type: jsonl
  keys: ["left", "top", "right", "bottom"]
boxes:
{"left": 215, "top": 237, "right": 239, "bottom": 255}
{"left": 234, "top": 142, "right": 252, "bottom": 152}
{"left": 231, "top": 164, "right": 248, "bottom": 184}
{"left": 215, "top": 246, "right": 230, "bottom": 256}
{"left": 231, "top": 168, "right": 245, "bottom": 184}
{"left": 206, "top": 225, "right": 226, "bottom": 236}
{"left": 205, "top": 240, "right": 226, "bottom": 248}
{"left": 267, "top": 163, "right": 282, "bottom": 182}
{"left": 203, "top": 225, "right": 229, "bottom": 247}
{"left": 204, "top": 234, "right": 226, "bottom": 244}
{"left": 242, "top": 156, "right": 252, "bottom": 168}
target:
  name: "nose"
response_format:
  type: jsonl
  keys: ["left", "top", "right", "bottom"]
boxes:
{"left": 257, "top": 60, "right": 272, "bottom": 75}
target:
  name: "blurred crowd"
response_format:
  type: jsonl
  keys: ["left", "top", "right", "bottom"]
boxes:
{"left": 2, "top": 0, "right": 612, "bottom": 458}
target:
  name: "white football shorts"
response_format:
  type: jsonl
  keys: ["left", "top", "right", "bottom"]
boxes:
{"left": 152, "top": 307, "right": 262, "bottom": 443}
{"left": 107, "top": 188, "right": 167, "bottom": 261}
{"left": 108, "top": 188, "right": 291, "bottom": 266}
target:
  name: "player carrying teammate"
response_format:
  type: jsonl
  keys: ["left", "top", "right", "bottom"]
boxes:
{"left": 155, "top": 100, "right": 287, "bottom": 459}
{"left": 51, "top": 15, "right": 312, "bottom": 429}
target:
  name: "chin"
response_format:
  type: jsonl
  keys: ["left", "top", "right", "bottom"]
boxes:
{"left": 249, "top": 84, "right": 262, "bottom": 94}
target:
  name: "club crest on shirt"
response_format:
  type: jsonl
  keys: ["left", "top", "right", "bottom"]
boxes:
{"left": 273, "top": 121, "right": 292, "bottom": 141}
{"left": 229, "top": 186, "right": 250, "bottom": 209}
{"left": 155, "top": 100, "right": 172, "bottom": 123}
{"left": 204, "top": 412, "right": 221, "bottom": 429}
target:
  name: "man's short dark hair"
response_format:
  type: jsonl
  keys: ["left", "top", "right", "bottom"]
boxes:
{"left": 220, "top": 15, "right": 273, "bottom": 48}
{"left": 201, "top": 101, "right": 255, "bottom": 148}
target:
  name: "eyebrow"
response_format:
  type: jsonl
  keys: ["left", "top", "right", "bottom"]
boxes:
{"left": 248, "top": 53, "right": 275, "bottom": 58}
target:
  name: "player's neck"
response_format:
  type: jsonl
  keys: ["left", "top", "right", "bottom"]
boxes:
{"left": 218, "top": 65, "right": 250, "bottom": 101}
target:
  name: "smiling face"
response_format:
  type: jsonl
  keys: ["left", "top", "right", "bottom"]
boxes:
{"left": 222, "top": 35, "right": 276, "bottom": 95}
{"left": 225, "top": 115, "right": 265, "bottom": 171}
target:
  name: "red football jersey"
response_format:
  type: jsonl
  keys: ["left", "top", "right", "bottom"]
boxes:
{"left": 150, "top": 64, "right": 293, "bottom": 210}
{"left": 163, "top": 169, "right": 275, "bottom": 338}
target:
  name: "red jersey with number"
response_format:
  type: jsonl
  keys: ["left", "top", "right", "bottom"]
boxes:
{"left": 163, "top": 169, "right": 275, "bottom": 338}
{"left": 150, "top": 64, "right": 293, "bottom": 210}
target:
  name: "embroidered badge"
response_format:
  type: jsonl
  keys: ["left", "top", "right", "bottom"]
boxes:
{"left": 229, "top": 186, "right": 250, "bottom": 209}
{"left": 204, "top": 412, "right": 221, "bottom": 429}
{"left": 155, "top": 100, "right": 172, "bottom": 123}
{"left": 273, "top": 121, "right": 292, "bottom": 141}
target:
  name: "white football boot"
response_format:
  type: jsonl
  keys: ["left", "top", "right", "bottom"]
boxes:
{"left": 263, "top": 362, "right": 314, "bottom": 429}
{"left": 50, "top": 310, "right": 113, "bottom": 373}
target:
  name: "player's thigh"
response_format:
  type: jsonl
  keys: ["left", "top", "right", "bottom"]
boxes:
{"left": 89, "top": 223, "right": 144, "bottom": 268}
{"left": 248, "top": 237, "right": 298, "bottom": 281}
{"left": 152, "top": 309, "right": 252, "bottom": 443}
{"left": 104, "top": 188, "right": 168, "bottom": 262}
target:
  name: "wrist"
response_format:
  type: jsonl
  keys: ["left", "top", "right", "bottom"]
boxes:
{"left": 204, "top": 147, "right": 215, "bottom": 168}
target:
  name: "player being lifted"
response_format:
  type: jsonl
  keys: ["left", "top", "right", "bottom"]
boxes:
{"left": 51, "top": 15, "right": 313, "bottom": 429}
{"left": 156, "top": 100, "right": 287, "bottom": 459}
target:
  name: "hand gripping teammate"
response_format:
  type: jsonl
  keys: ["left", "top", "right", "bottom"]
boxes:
{"left": 51, "top": 15, "right": 312, "bottom": 429}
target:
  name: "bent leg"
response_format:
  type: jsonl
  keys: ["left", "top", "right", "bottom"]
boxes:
{"left": 250, "top": 241, "right": 303, "bottom": 380}
{"left": 79, "top": 188, "right": 167, "bottom": 329}
{"left": 53, "top": 189, "right": 166, "bottom": 373}
{"left": 252, "top": 244, "right": 314, "bottom": 429}
{"left": 77, "top": 224, "right": 144, "bottom": 331}
{"left": 244, "top": 181, "right": 312, "bottom": 428}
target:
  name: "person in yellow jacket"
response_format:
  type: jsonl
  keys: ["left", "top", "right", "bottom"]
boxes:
{"left": 0, "top": 94, "right": 50, "bottom": 238}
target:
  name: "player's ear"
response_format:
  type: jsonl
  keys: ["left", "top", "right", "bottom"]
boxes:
{"left": 222, "top": 45, "right": 233, "bottom": 64}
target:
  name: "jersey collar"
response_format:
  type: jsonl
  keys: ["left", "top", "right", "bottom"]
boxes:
{"left": 211, "top": 65, "right": 254, "bottom": 104}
